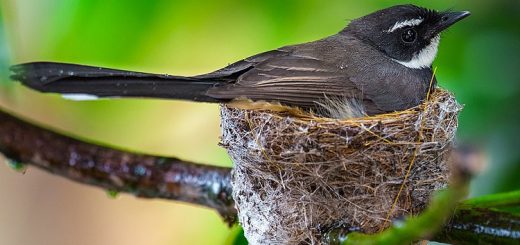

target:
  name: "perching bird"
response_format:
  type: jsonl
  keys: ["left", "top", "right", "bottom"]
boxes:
{"left": 10, "top": 5, "right": 470, "bottom": 119}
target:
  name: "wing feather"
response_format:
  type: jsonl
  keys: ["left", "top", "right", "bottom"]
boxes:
{"left": 206, "top": 54, "right": 362, "bottom": 108}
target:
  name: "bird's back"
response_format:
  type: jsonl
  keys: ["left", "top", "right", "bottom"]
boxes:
{"left": 206, "top": 33, "right": 434, "bottom": 116}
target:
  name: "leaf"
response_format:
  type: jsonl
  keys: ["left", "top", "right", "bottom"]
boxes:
{"left": 225, "top": 225, "right": 248, "bottom": 245}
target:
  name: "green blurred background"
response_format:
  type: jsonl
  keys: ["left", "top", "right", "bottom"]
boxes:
{"left": 0, "top": 0, "right": 518, "bottom": 244}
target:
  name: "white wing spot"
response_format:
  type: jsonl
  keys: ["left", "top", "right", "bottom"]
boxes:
{"left": 62, "top": 94, "right": 99, "bottom": 101}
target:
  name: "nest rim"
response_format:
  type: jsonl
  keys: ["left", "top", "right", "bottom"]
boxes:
{"left": 225, "top": 88, "right": 454, "bottom": 125}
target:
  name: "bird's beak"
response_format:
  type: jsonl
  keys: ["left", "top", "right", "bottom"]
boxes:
{"left": 432, "top": 10, "right": 471, "bottom": 36}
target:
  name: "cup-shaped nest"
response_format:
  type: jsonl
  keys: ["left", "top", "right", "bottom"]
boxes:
{"left": 220, "top": 88, "right": 461, "bottom": 244}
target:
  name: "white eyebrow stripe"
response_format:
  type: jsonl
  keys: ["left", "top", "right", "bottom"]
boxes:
{"left": 386, "top": 18, "right": 424, "bottom": 32}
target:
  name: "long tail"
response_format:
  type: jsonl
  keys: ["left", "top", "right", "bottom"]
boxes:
{"left": 9, "top": 62, "right": 226, "bottom": 102}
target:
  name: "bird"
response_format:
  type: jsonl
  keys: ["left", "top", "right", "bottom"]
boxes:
{"left": 10, "top": 4, "right": 470, "bottom": 119}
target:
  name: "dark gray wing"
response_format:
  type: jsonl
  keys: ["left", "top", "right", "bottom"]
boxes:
{"left": 194, "top": 50, "right": 288, "bottom": 81}
{"left": 205, "top": 48, "right": 362, "bottom": 109}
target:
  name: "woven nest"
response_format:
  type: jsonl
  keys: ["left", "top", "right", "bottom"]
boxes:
{"left": 220, "top": 88, "right": 462, "bottom": 245}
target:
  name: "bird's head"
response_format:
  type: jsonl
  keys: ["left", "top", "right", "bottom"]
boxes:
{"left": 343, "top": 4, "right": 470, "bottom": 69}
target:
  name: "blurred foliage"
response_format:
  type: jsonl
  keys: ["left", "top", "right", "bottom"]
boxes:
{"left": 1, "top": 0, "right": 519, "bottom": 244}
{"left": 226, "top": 225, "right": 248, "bottom": 245}
{"left": 0, "top": 7, "right": 8, "bottom": 86}
{"left": 462, "top": 189, "right": 520, "bottom": 215}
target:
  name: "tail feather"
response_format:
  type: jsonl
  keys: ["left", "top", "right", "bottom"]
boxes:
{"left": 9, "top": 62, "right": 226, "bottom": 102}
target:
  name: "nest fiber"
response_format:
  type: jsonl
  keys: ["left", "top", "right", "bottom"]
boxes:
{"left": 220, "top": 88, "right": 461, "bottom": 244}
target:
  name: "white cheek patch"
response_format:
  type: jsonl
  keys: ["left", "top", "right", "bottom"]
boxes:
{"left": 62, "top": 94, "right": 100, "bottom": 101}
{"left": 386, "top": 18, "right": 424, "bottom": 33}
{"left": 395, "top": 35, "right": 440, "bottom": 69}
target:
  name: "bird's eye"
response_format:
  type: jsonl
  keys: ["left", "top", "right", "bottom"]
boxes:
{"left": 401, "top": 28, "right": 417, "bottom": 43}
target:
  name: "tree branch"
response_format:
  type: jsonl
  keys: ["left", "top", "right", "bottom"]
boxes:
{"left": 434, "top": 190, "right": 520, "bottom": 244}
{"left": 434, "top": 206, "right": 520, "bottom": 244}
{"left": 0, "top": 107, "right": 518, "bottom": 243}
{"left": 0, "top": 107, "right": 237, "bottom": 224}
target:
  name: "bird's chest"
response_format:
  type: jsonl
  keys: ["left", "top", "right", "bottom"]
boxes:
{"left": 347, "top": 62, "right": 431, "bottom": 113}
